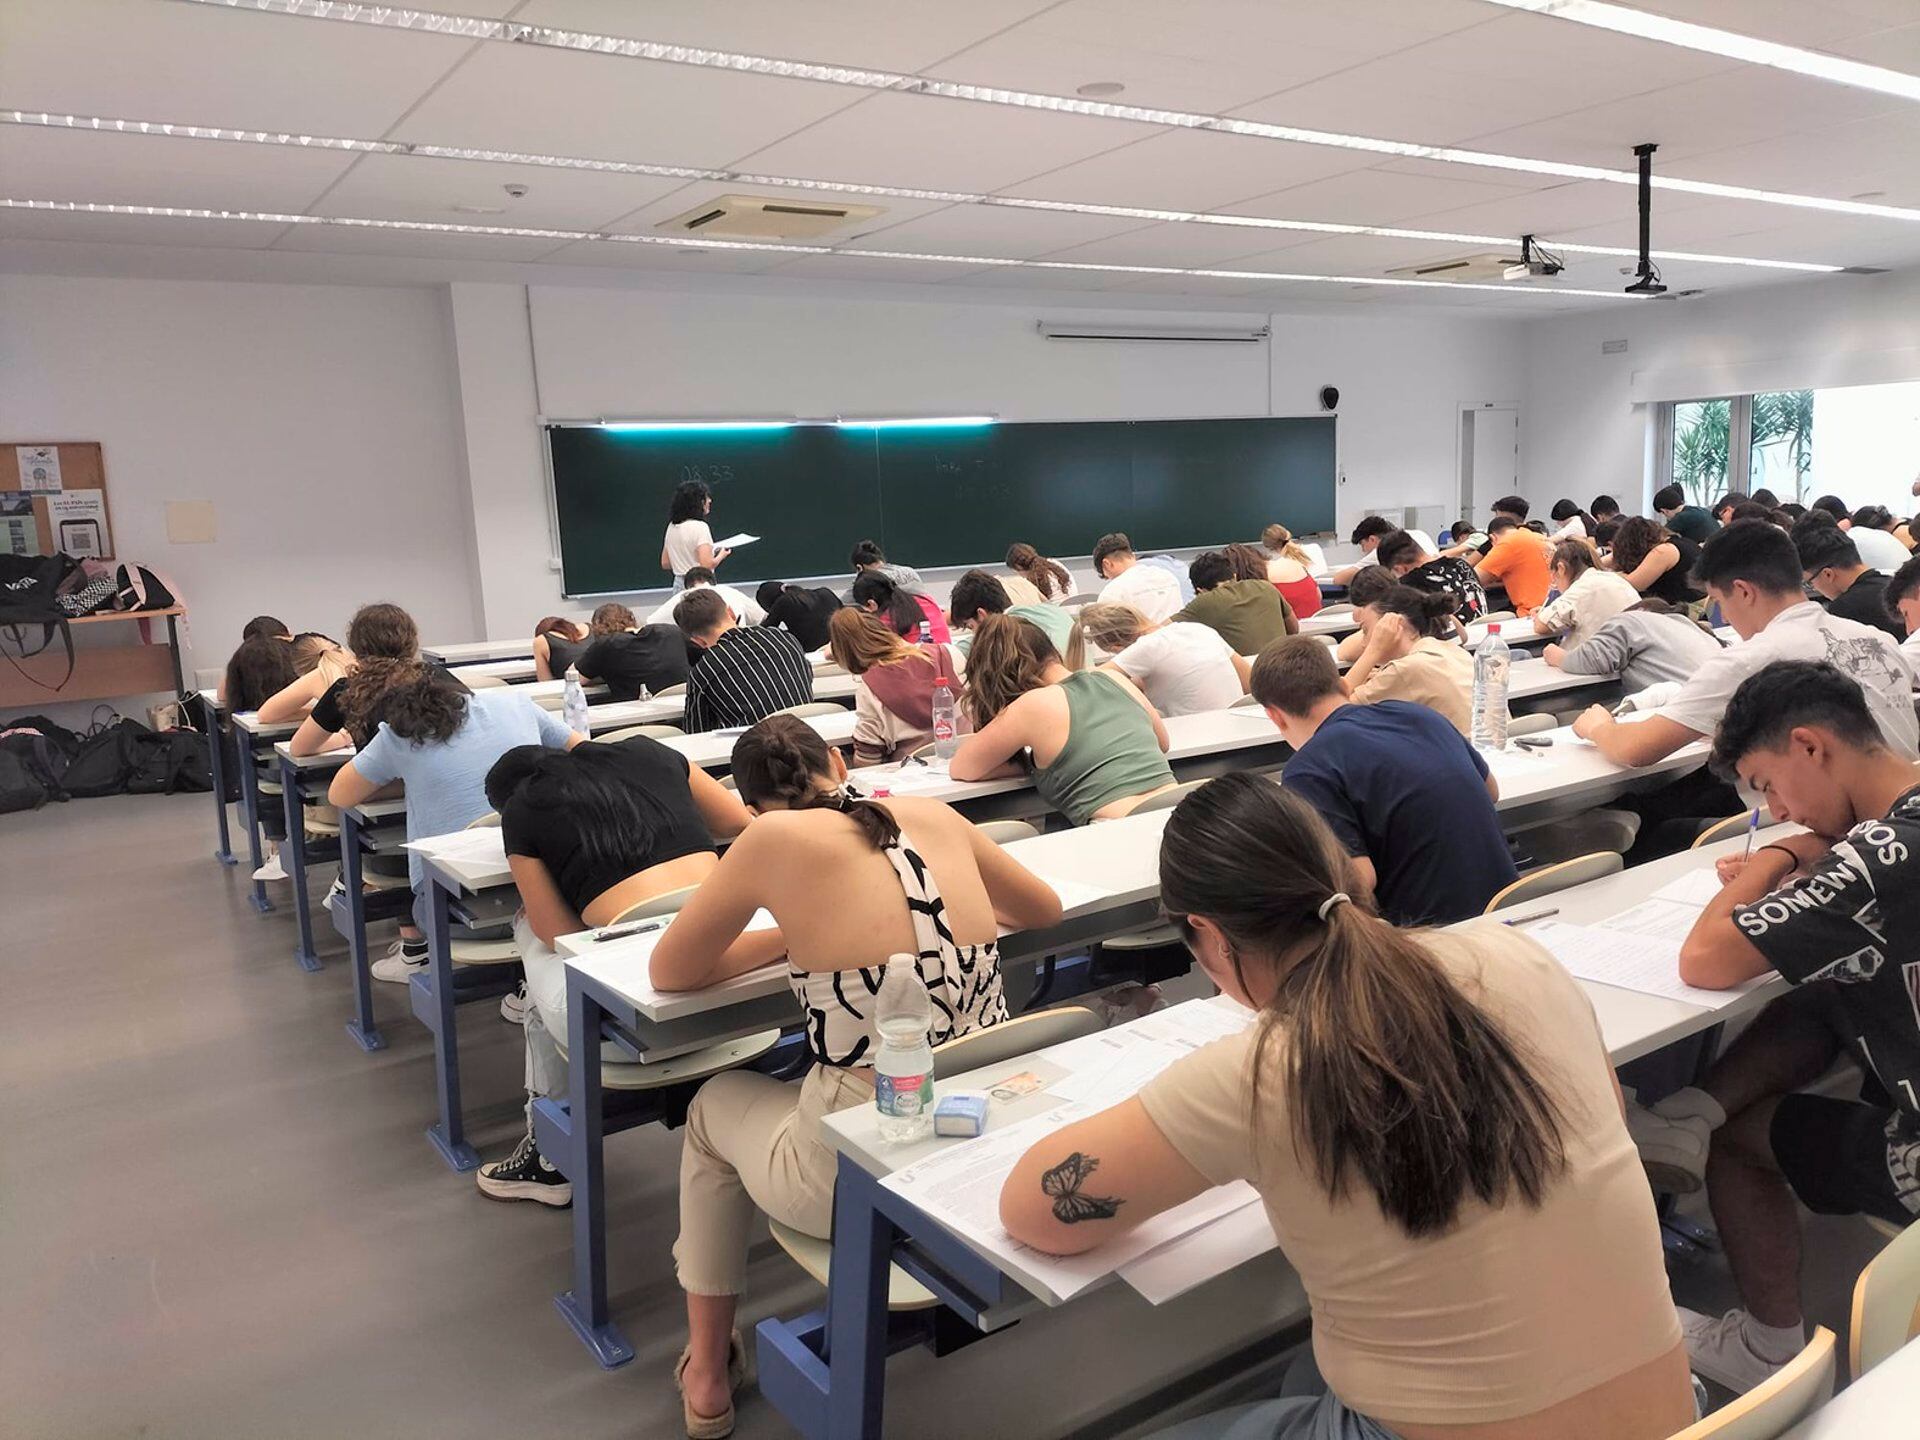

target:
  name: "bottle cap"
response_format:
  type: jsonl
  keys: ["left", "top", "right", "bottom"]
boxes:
{"left": 1487, "top": 622, "right": 1501, "bottom": 635}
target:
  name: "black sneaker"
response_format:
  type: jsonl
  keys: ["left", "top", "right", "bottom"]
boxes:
{"left": 476, "top": 1127, "right": 572, "bottom": 1208}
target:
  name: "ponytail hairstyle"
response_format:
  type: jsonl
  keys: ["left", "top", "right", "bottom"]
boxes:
{"left": 354, "top": 659, "right": 469, "bottom": 746}
{"left": 1376, "top": 584, "right": 1458, "bottom": 641}
{"left": 1260, "top": 523, "right": 1311, "bottom": 565}
{"left": 1005, "top": 542, "right": 1072, "bottom": 600}
{"left": 484, "top": 741, "right": 686, "bottom": 878}
{"left": 1225, "top": 543, "right": 1271, "bottom": 582}
{"left": 1159, "top": 774, "right": 1567, "bottom": 1237}
{"left": 589, "top": 602, "right": 637, "bottom": 636}
{"left": 962, "top": 613, "right": 1058, "bottom": 729}
{"left": 347, "top": 602, "right": 419, "bottom": 661}
{"left": 223, "top": 634, "right": 299, "bottom": 711}
{"left": 1344, "top": 564, "right": 1395, "bottom": 612}
{"left": 828, "top": 605, "right": 913, "bottom": 675}
{"left": 1066, "top": 602, "right": 1150, "bottom": 672}
{"left": 1549, "top": 538, "right": 1596, "bottom": 586}
{"left": 850, "top": 569, "right": 921, "bottom": 637}
{"left": 732, "top": 714, "right": 900, "bottom": 850}
{"left": 535, "top": 614, "right": 588, "bottom": 643}
{"left": 289, "top": 632, "right": 343, "bottom": 677}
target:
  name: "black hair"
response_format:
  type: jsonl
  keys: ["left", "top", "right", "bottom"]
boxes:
{"left": 1549, "top": 499, "right": 1590, "bottom": 525}
{"left": 669, "top": 480, "right": 710, "bottom": 524}
{"left": 1811, "top": 494, "right": 1849, "bottom": 521}
{"left": 1345, "top": 565, "right": 1395, "bottom": 610}
{"left": 243, "top": 615, "right": 289, "bottom": 642}
{"left": 1374, "top": 529, "right": 1427, "bottom": 570}
{"left": 1348, "top": 515, "right": 1397, "bottom": 546}
{"left": 224, "top": 635, "right": 299, "bottom": 711}
{"left": 849, "top": 539, "right": 887, "bottom": 569}
{"left": 850, "top": 570, "right": 921, "bottom": 637}
{"left": 755, "top": 580, "right": 787, "bottom": 611}
{"left": 1590, "top": 494, "right": 1620, "bottom": 519}
{"left": 1710, "top": 660, "right": 1887, "bottom": 780}
{"left": 1712, "top": 491, "right": 1749, "bottom": 517}
{"left": 1487, "top": 515, "right": 1519, "bottom": 536}
{"left": 1376, "top": 584, "right": 1457, "bottom": 640}
{"left": 682, "top": 566, "right": 716, "bottom": 586}
{"left": 1779, "top": 502, "right": 1807, "bottom": 521}
{"left": 1593, "top": 517, "right": 1622, "bottom": 548}
{"left": 1694, "top": 518, "right": 1805, "bottom": 598}
{"left": 1792, "top": 517, "right": 1861, "bottom": 575}
{"left": 1652, "top": 483, "right": 1685, "bottom": 512}
{"left": 1852, "top": 504, "right": 1895, "bottom": 532}
{"left": 733, "top": 714, "right": 900, "bottom": 850}
{"left": 948, "top": 568, "right": 1011, "bottom": 625}
{"left": 1888, "top": 554, "right": 1920, "bottom": 614}
{"left": 1491, "top": 494, "right": 1530, "bottom": 519}
{"left": 485, "top": 740, "right": 688, "bottom": 879}
{"left": 1752, "top": 488, "right": 1780, "bottom": 508}
{"left": 1730, "top": 501, "right": 1774, "bottom": 524}
{"left": 1091, "top": 532, "right": 1135, "bottom": 571}
{"left": 1189, "top": 551, "right": 1234, "bottom": 592}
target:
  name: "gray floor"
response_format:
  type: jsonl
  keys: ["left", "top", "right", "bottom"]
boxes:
{"left": 3, "top": 793, "right": 1887, "bottom": 1438}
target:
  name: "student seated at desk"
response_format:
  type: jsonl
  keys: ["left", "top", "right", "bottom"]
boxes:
{"left": 1260, "top": 524, "right": 1322, "bottom": 619}
{"left": 678, "top": 588, "right": 813, "bottom": 734}
{"left": 1793, "top": 517, "right": 1901, "bottom": 638}
{"left": 1627, "top": 662, "right": 1920, "bottom": 1394}
{"left": 1543, "top": 598, "right": 1726, "bottom": 694}
{"left": 1006, "top": 541, "right": 1077, "bottom": 604}
{"left": 1609, "top": 516, "right": 1709, "bottom": 619}
{"left": 287, "top": 603, "right": 420, "bottom": 758}
{"left": 1343, "top": 586, "right": 1474, "bottom": 736}
{"left": 1550, "top": 497, "right": 1595, "bottom": 540}
{"left": 1072, "top": 603, "right": 1249, "bottom": 718}
{"left": 1331, "top": 566, "right": 1397, "bottom": 665}
{"left": 472, "top": 736, "right": 750, "bottom": 1207}
{"left": 1532, "top": 540, "right": 1639, "bottom": 649}
{"left": 1473, "top": 516, "right": 1553, "bottom": 616}
{"left": 328, "top": 661, "right": 582, "bottom": 984}
{"left": 827, "top": 607, "right": 966, "bottom": 766}
{"left": 222, "top": 632, "right": 297, "bottom": 714}
{"left": 1093, "top": 532, "right": 1185, "bottom": 623}
{"left": 1887, "top": 554, "right": 1920, "bottom": 662}
{"left": 218, "top": 616, "right": 293, "bottom": 705}
{"left": 531, "top": 616, "right": 588, "bottom": 682}
{"left": 574, "top": 602, "right": 690, "bottom": 703}
{"left": 1655, "top": 483, "right": 1721, "bottom": 545}
{"left": 653, "top": 715, "right": 1063, "bottom": 1437}
{"left": 755, "top": 579, "right": 843, "bottom": 653}
{"left": 850, "top": 568, "right": 949, "bottom": 644}
{"left": 848, "top": 538, "right": 926, "bottom": 596}
{"left": 951, "top": 614, "right": 1175, "bottom": 825}
{"left": 644, "top": 566, "right": 768, "bottom": 631}
{"left": 256, "top": 629, "right": 353, "bottom": 726}
{"left": 999, "top": 774, "right": 1693, "bottom": 1440}
{"left": 1840, "top": 503, "right": 1912, "bottom": 572}
{"left": 1330, "top": 515, "right": 1440, "bottom": 583}
{"left": 1174, "top": 550, "right": 1298, "bottom": 655}
{"left": 947, "top": 569, "right": 1075, "bottom": 657}
{"left": 1253, "top": 638, "right": 1514, "bottom": 923}
{"left": 1376, "top": 528, "right": 1486, "bottom": 626}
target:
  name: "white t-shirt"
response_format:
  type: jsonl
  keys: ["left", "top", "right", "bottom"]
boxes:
{"left": 1531, "top": 566, "right": 1639, "bottom": 650}
{"left": 1099, "top": 561, "right": 1184, "bottom": 623}
{"left": 1107, "top": 622, "right": 1243, "bottom": 717}
{"left": 663, "top": 518, "right": 714, "bottom": 578}
{"left": 1356, "top": 528, "right": 1436, "bottom": 567}
{"left": 643, "top": 582, "right": 766, "bottom": 629}
{"left": 1903, "top": 629, "right": 1920, "bottom": 665}
{"left": 1664, "top": 601, "right": 1918, "bottom": 755}
{"left": 1848, "top": 524, "right": 1910, "bottom": 573}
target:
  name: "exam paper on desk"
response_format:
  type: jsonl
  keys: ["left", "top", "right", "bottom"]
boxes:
{"left": 1524, "top": 921, "right": 1762, "bottom": 1010}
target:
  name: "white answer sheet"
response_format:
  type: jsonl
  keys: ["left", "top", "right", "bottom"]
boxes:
{"left": 1524, "top": 921, "right": 1763, "bottom": 1010}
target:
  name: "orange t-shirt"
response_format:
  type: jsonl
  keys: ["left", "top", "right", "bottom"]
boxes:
{"left": 1476, "top": 530, "right": 1552, "bottom": 614}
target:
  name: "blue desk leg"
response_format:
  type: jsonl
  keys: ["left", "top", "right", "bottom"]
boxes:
{"left": 208, "top": 720, "right": 236, "bottom": 865}
{"left": 420, "top": 877, "right": 478, "bottom": 1172}
{"left": 340, "top": 810, "right": 385, "bottom": 1053}
{"left": 821, "top": 1162, "right": 894, "bottom": 1440}
{"left": 279, "top": 754, "right": 321, "bottom": 973}
{"left": 553, "top": 971, "right": 635, "bottom": 1368}
{"left": 238, "top": 742, "right": 273, "bottom": 914}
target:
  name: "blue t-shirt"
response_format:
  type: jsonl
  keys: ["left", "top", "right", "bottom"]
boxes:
{"left": 1281, "top": 701, "right": 1516, "bottom": 925}
{"left": 1142, "top": 554, "right": 1196, "bottom": 605}
{"left": 353, "top": 688, "right": 573, "bottom": 889}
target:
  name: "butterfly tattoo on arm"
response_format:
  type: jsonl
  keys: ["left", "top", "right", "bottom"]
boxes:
{"left": 1040, "top": 1151, "right": 1124, "bottom": 1224}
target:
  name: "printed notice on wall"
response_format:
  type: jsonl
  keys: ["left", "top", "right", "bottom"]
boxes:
{"left": 16, "top": 446, "right": 62, "bottom": 491}
{"left": 0, "top": 493, "right": 37, "bottom": 555}
{"left": 47, "top": 489, "right": 109, "bottom": 558}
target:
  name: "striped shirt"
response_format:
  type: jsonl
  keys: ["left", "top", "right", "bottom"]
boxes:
{"left": 683, "top": 624, "right": 815, "bottom": 733}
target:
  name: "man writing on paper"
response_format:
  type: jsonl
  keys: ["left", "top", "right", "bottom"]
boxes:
{"left": 1627, "top": 660, "right": 1920, "bottom": 1396}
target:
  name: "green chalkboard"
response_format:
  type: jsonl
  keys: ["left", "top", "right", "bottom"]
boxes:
{"left": 549, "top": 416, "right": 1334, "bottom": 596}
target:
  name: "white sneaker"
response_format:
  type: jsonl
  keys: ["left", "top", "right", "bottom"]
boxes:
{"left": 371, "top": 941, "right": 428, "bottom": 984}
{"left": 500, "top": 984, "right": 528, "bottom": 1025}
{"left": 1624, "top": 1086, "right": 1725, "bottom": 1194}
{"left": 1678, "top": 1307, "right": 1799, "bottom": 1394}
{"left": 251, "top": 852, "right": 288, "bottom": 883}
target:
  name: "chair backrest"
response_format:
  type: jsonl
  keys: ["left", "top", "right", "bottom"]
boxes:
{"left": 1691, "top": 812, "right": 1774, "bottom": 850}
{"left": 1667, "top": 1327, "right": 1835, "bottom": 1439}
{"left": 606, "top": 884, "right": 701, "bottom": 926}
{"left": 976, "top": 819, "right": 1040, "bottom": 845}
{"left": 591, "top": 723, "right": 685, "bottom": 743}
{"left": 773, "top": 702, "right": 846, "bottom": 720}
{"left": 1129, "top": 777, "right": 1210, "bottom": 817}
{"left": 1851, "top": 1218, "right": 1920, "bottom": 1377}
{"left": 932, "top": 1006, "right": 1104, "bottom": 1075}
{"left": 1484, "top": 851, "right": 1623, "bottom": 913}
{"left": 1317, "top": 602, "right": 1354, "bottom": 619}
{"left": 1059, "top": 593, "right": 1096, "bottom": 609}
{"left": 464, "top": 811, "right": 501, "bottom": 829}
{"left": 1508, "top": 712, "right": 1556, "bottom": 737}
{"left": 1229, "top": 692, "right": 1262, "bottom": 710}
{"left": 1480, "top": 610, "right": 1517, "bottom": 623}
{"left": 654, "top": 682, "right": 688, "bottom": 698}
{"left": 463, "top": 673, "right": 509, "bottom": 689}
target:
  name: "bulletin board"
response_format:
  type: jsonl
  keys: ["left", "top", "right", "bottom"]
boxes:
{"left": 2, "top": 442, "right": 116, "bottom": 561}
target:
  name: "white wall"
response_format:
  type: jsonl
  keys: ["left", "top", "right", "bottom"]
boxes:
{"left": 0, "top": 273, "right": 481, "bottom": 708}
{"left": 1521, "top": 266, "right": 1920, "bottom": 510}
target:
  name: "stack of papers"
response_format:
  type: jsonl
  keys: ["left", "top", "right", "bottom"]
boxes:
{"left": 405, "top": 828, "right": 505, "bottom": 867}
{"left": 1525, "top": 872, "right": 1765, "bottom": 1009}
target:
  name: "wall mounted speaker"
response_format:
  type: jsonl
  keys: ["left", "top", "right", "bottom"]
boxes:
{"left": 1319, "top": 385, "right": 1340, "bottom": 411}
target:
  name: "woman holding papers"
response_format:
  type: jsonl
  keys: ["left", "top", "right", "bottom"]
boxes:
{"left": 661, "top": 479, "right": 732, "bottom": 584}
{"left": 651, "top": 714, "right": 1062, "bottom": 1438}
{"left": 1001, "top": 774, "right": 1694, "bottom": 1440}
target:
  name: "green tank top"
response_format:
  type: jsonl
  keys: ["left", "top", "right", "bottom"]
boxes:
{"left": 1033, "top": 671, "right": 1175, "bottom": 825}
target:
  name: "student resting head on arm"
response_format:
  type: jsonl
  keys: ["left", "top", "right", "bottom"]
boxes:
{"left": 531, "top": 614, "right": 588, "bottom": 682}
{"left": 1627, "top": 660, "right": 1920, "bottom": 1395}
{"left": 998, "top": 773, "right": 1694, "bottom": 1440}
{"left": 851, "top": 567, "right": 948, "bottom": 644}
{"left": 1005, "top": 541, "right": 1077, "bottom": 604}
{"left": 287, "top": 602, "right": 420, "bottom": 758}
{"left": 1343, "top": 584, "right": 1474, "bottom": 736}
{"left": 827, "top": 606, "right": 967, "bottom": 766}
{"left": 1607, "top": 515, "right": 1707, "bottom": 611}
{"left": 755, "top": 579, "right": 843, "bottom": 653}
{"left": 574, "top": 601, "right": 690, "bottom": 704}
{"left": 1074, "top": 602, "right": 1249, "bottom": 719}
{"left": 1377, "top": 528, "right": 1487, "bottom": 626}
{"left": 948, "top": 568, "right": 1076, "bottom": 658}
{"left": 1332, "top": 565, "right": 1396, "bottom": 664}
{"left": 222, "top": 633, "right": 298, "bottom": 714}
{"left": 1173, "top": 549, "right": 1298, "bottom": 655}
{"left": 1543, "top": 597, "right": 1725, "bottom": 694}
{"left": 651, "top": 713, "right": 1062, "bottom": 1435}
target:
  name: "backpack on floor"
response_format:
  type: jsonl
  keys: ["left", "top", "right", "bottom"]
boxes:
{"left": 0, "top": 749, "right": 53, "bottom": 814}
{"left": 0, "top": 729, "right": 70, "bottom": 795}
{"left": 61, "top": 718, "right": 147, "bottom": 798}
{"left": 114, "top": 563, "right": 177, "bottom": 612}
{"left": 126, "top": 727, "right": 212, "bottom": 795}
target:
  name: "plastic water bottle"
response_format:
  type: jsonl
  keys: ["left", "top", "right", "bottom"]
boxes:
{"left": 918, "top": 619, "right": 933, "bottom": 645}
{"left": 636, "top": 681, "right": 651, "bottom": 703}
{"left": 875, "top": 955, "right": 935, "bottom": 1143}
{"left": 563, "top": 664, "right": 590, "bottom": 734}
{"left": 930, "top": 670, "right": 958, "bottom": 763}
{"left": 1471, "top": 624, "right": 1511, "bottom": 752}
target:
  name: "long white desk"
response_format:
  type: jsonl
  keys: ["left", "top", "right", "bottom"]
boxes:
{"left": 1781, "top": 1336, "right": 1920, "bottom": 1438}
{"left": 450, "top": 650, "right": 845, "bottom": 687}
{"left": 422, "top": 638, "right": 538, "bottom": 665}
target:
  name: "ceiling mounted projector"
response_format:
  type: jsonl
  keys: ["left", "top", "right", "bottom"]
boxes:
{"left": 1504, "top": 234, "right": 1563, "bottom": 281}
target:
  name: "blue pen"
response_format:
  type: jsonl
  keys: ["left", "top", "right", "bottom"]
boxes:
{"left": 1742, "top": 806, "right": 1761, "bottom": 858}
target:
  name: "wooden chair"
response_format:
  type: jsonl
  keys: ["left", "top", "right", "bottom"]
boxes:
{"left": 463, "top": 673, "right": 509, "bottom": 689}
{"left": 1850, "top": 1217, "right": 1920, "bottom": 1378}
{"left": 976, "top": 819, "right": 1039, "bottom": 845}
{"left": 590, "top": 724, "right": 684, "bottom": 743}
{"left": 773, "top": 702, "right": 847, "bottom": 720}
{"left": 1691, "top": 812, "right": 1777, "bottom": 849}
{"left": 1484, "top": 852, "right": 1624, "bottom": 914}
{"left": 1666, "top": 1327, "right": 1835, "bottom": 1439}
{"left": 768, "top": 1006, "right": 1106, "bottom": 1309}
{"left": 1480, "top": 610, "right": 1517, "bottom": 624}
{"left": 1508, "top": 712, "right": 1556, "bottom": 737}
{"left": 654, "top": 682, "right": 688, "bottom": 699}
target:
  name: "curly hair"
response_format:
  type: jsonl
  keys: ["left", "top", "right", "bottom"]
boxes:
{"left": 347, "top": 602, "right": 418, "bottom": 661}
{"left": 589, "top": 602, "right": 636, "bottom": 636}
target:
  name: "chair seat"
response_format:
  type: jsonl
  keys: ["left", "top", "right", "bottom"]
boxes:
{"left": 450, "top": 935, "right": 521, "bottom": 965}
{"left": 257, "top": 779, "right": 284, "bottom": 796}
{"left": 768, "top": 1220, "right": 939, "bottom": 1311}
{"left": 360, "top": 868, "right": 411, "bottom": 891}
{"left": 1103, "top": 924, "right": 1181, "bottom": 951}
{"left": 305, "top": 815, "right": 342, "bottom": 837}
{"left": 567, "top": 1029, "right": 785, "bottom": 1090}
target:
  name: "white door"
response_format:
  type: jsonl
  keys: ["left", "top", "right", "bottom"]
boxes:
{"left": 1460, "top": 405, "right": 1520, "bottom": 518}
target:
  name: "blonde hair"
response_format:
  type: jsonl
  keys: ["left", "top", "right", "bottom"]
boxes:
{"left": 1067, "top": 602, "right": 1151, "bottom": 670}
{"left": 962, "top": 614, "right": 1059, "bottom": 728}
{"left": 1261, "top": 523, "right": 1311, "bottom": 566}
{"left": 827, "top": 606, "right": 913, "bottom": 675}
{"left": 290, "top": 633, "right": 339, "bottom": 676}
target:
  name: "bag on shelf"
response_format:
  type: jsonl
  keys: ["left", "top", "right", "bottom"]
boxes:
{"left": 0, "top": 551, "right": 80, "bottom": 692}
{"left": 114, "top": 564, "right": 178, "bottom": 612}
{"left": 58, "top": 559, "right": 121, "bottom": 618}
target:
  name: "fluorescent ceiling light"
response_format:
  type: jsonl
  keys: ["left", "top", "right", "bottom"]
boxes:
{"left": 1482, "top": 0, "right": 1920, "bottom": 104}
{"left": 165, "top": 0, "right": 1920, "bottom": 224}
{"left": 600, "top": 419, "right": 792, "bottom": 431}
{"left": 0, "top": 198, "right": 1650, "bottom": 300}
{"left": 835, "top": 416, "right": 996, "bottom": 428}
{"left": 0, "top": 112, "right": 1846, "bottom": 275}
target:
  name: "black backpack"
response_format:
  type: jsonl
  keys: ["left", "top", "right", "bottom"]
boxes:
{"left": 61, "top": 718, "right": 147, "bottom": 798}
{"left": 0, "top": 552, "right": 80, "bottom": 692}
{"left": 0, "top": 729, "right": 69, "bottom": 795}
{"left": 0, "top": 749, "right": 52, "bottom": 814}
{"left": 126, "top": 728, "right": 212, "bottom": 795}
{"left": 115, "top": 564, "right": 177, "bottom": 612}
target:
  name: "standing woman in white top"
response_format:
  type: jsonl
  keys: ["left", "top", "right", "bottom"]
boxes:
{"left": 661, "top": 480, "right": 731, "bottom": 587}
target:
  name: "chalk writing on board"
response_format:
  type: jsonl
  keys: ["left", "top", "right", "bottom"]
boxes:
{"left": 678, "top": 464, "right": 736, "bottom": 485}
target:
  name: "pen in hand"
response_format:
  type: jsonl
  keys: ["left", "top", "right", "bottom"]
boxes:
{"left": 1742, "top": 806, "right": 1761, "bottom": 859}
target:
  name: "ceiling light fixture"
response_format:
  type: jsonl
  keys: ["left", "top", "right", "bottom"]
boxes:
{"left": 163, "top": 0, "right": 1920, "bottom": 223}
{"left": 0, "top": 197, "right": 1650, "bottom": 298}
{"left": 0, "top": 111, "right": 1846, "bottom": 274}
{"left": 1480, "top": 0, "right": 1920, "bottom": 104}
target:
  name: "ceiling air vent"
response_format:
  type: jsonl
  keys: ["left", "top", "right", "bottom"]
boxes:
{"left": 1385, "top": 250, "right": 1527, "bottom": 283}
{"left": 656, "top": 193, "right": 884, "bottom": 241}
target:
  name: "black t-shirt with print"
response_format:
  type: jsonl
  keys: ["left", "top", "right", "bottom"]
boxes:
{"left": 1404, "top": 555, "right": 1488, "bottom": 627}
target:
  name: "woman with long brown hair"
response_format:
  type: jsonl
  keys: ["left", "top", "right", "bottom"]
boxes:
{"left": 532, "top": 614, "right": 589, "bottom": 681}
{"left": 827, "top": 607, "right": 966, "bottom": 765}
{"left": 1001, "top": 774, "right": 1694, "bottom": 1440}
{"left": 1005, "top": 541, "right": 1077, "bottom": 604}
{"left": 1608, "top": 515, "right": 1707, "bottom": 612}
{"left": 282, "top": 602, "right": 421, "bottom": 757}
{"left": 950, "top": 614, "right": 1174, "bottom": 824}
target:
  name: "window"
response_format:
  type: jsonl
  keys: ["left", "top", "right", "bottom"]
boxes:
{"left": 1748, "top": 391, "right": 1814, "bottom": 502}
{"left": 1671, "top": 399, "right": 1732, "bottom": 507}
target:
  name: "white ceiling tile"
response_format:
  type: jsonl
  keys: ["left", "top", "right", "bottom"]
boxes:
{"left": 1823, "top": 21, "right": 1920, "bottom": 69}
{"left": 270, "top": 225, "right": 570, "bottom": 262}
{"left": 0, "top": 0, "right": 478, "bottom": 135}
{"left": 727, "top": 92, "right": 1162, "bottom": 194}
{"left": 1101, "top": 271, "right": 1277, "bottom": 298}
{"left": 999, "top": 130, "right": 1372, "bottom": 211}
{"left": 941, "top": 265, "right": 1128, "bottom": 292}
{"left": 390, "top": 44, "right": 866, "bottom": 169}
{"left": 532, "top": 239, "right": 795, "bottom": 274}
{"left": 601, "top": 181, "right": 951, "bottom": 239}
{"left": 510, "top": 0, "right": 1056, "bottom": 73}
{"left": 1225, "top": 234, "right": 1504, "bottom": 278}
{"left": 0, "top": 125, "right": 355, "bottom": 212}
{"left": 759, "top": 252, "right": 1002, "bottom": 285}
{"left": 843, "top": 205, "right": 1153, "bottom": 260}
{"left": 0, "top": 206, "right": 288, "bottom": 249}
{"left": 310, "top": 154, "right": 693, "bottom": 230}
{"left": 1664, "top": 114, "right": 1920, "bottom": 207}
{"left": 1390, "top": 181, "right": 1693, "bottom": 241}
{"left": 1227, "top": 167, "right": 1537, "bottom": 227}
{"left": 1033, "top": 222, "right": 1311, "bottom": 269}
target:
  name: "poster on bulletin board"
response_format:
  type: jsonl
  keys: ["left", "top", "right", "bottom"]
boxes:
{"left": 0, "top": 442, "right": 115, "bottom": 560}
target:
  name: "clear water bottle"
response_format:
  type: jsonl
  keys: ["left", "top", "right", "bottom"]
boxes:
{"left": 918, "top": 619, "right": 933, "bottom": 645}
{"left": 1471, "top": 624, "right": 1511, "bottom": 752}
{"left": 874, "top": 955, "right": 935, "bottom": 1143}
{"left": 636, "top": 681, "right": 651, "bottom": 703}
{"left": 930, "top": 670, "right": 958, "bottom": 763}
{"left": 563, "top": 664, "right": 590, "bottom": 734}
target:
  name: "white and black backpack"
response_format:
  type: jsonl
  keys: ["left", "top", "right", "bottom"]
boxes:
{"left": 115, "top": 563, "right": 177, "bottom": 612}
